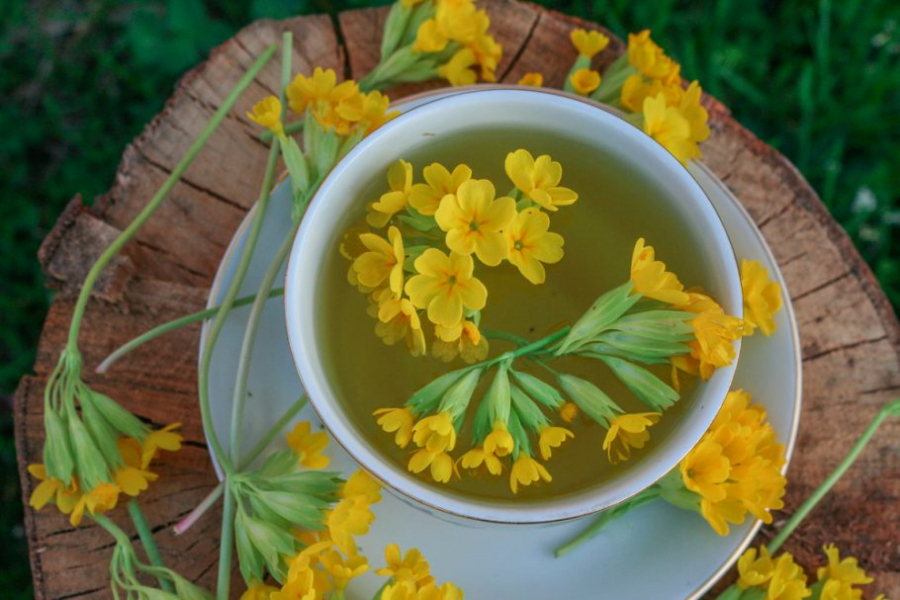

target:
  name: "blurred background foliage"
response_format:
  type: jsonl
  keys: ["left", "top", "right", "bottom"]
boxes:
{"left": 1, "top": 0, "right": 897, "bottom": 595}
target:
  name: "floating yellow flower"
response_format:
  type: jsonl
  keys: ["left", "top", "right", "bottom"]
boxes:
{"left": 506, "top": 207, "right": 565, "bottom": 284}
{"left": 409, "top": 449, "right": 455, "bottom": 483}
{"left": 287, "top": 421, "right": 330, "bottom": 469}
{"left": 510, "top": 455, "right": 551, "bottom": 493}
{"left": 630, "top": 238, "right": 690, "bottom": 304}
{"left": 569, "top": 67, "right": 601, "bottom": 95}
{"left": 602, "top": 412, "right": 660, "bottom": 464}
{"left": 627, "top": 30, "right": 680, "bottom": 82}
{"left": 412, "top": 411, "right": 457, "bottom": 453}
{"left": 368, "top": 161, "right": 414, "bottom": 228}
{"left": 438, "top": 48, "right": 478, "bottom": 86}
{"left": 570, "top": 28, "right": 609, "bottom": 59}
{"left": 376, "top": 544, "right": 434, "bottom": 587}
{"left": 680, "top": 438, "right": 730, "bottom": 501}
{"left": 409, "top": 163, "right": 472, "bottom": 216}
{"left": 538, "top": 426, "right": 574, "bottom": 460}
{"left": 286, "top": 67, "right": 358, "bottom": 116}
{"left": 240, "top": 579, "right": 279, "bottom": 600}
{"left": 459, "top": 446, "right": 503, "bottom": 475}
{"left": 374, "top": 406, "right": 415, "bottom": 448}
{"left": 246, "top": 95, "right": 284, "bottom": 138}
{"left": 483, "top": 421, "right": 515, "bottom": 457}
{"left": 642, "top": 92, "right": 694, "bottom": 165}
{"left": 435, "top": 178, "right": 516, "bottom": 265}
{"left": 374, "top": 291, "right": 427, "bottom": 357}
{"left": 504, "top": 149, "right": 578, "bottom": 212}
{"left": 351, "top": 226, "right": 405, "bottom": 295}
{"left": 517, "top": 72, "right": 544, "bottom": 87}
{"left": 432, "top": 319, "right": 489, "bottom": 364}
{"left": 559, "top": 401, "right": 578, "bottom": 423}
{"left": 741, "top": 259, "right": 783, "bottom": 336}
{"left": 405, "top": 249, "right": 487, "bottom": 328}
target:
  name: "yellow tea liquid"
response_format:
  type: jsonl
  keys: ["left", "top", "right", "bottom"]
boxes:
{"left": 316, "top": 127, "right": 714, "bottom": 502}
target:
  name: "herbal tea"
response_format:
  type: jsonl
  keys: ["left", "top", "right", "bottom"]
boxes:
{"left": 316, "top": 127, "right": 741, "bottom": 501}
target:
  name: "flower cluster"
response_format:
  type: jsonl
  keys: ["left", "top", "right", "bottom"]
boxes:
{"left": 345, "top": 149, "right": 573, "bottom": 362}
{"left": 563, "top": 28, "right": 711, "bottom": 165}
{"left": 29, "top": 423, "right": 182, "bottom": 526}
{"left": 363, "top": 0, "right": 502, "bottom": 90}
{"left": 727, "top": 543, "right": 888, "bottom": 600}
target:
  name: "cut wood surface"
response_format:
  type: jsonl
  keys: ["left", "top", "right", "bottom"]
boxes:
{"left": 14, "top": 2, "right": 900, "bottom": 598}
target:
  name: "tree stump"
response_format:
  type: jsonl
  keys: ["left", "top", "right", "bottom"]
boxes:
{"left": 14, "top": 2, "right": 900, "bottom": 598}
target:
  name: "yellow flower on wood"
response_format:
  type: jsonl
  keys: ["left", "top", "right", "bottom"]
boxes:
{"left": 375, "top": 544, "right": 434, "bottom": 587}
{"left": 246, "top": 95, "right": 284, "bottom": 137}
{"left": 459, "top": 446, "right": 503, "bottom": 475}
{"left": 509, "top": 454, "right": 551, "bottom": 493}
{"left": 678, "top": 81, "right": 711, "bottom": 157}
{"left": 602, "top": 412, "right": 660, "bottom": 464}
{"left": 741, "top": 259, "right": 783, "bottom": 336}
{"left": 373, "top": 406, "right": 415, "bottom": 448}
{"left": 405, "top": 249, "right": 487, "bottom": 328}
{"left": 642, "top": 92, "right": 694, "bottom": 165}
{"left": 517, "top": 72, "right": 544, "bottom": 87}
{"left": 368, "top": 160, "right": 413, "bottom": 228}
{"left": 569, "top": 68, "right": 601, "bottom": 95}
{"left": 627, "top": 30, "right": 681, "bottom": 82}
{"left": 71, "top": 482, "right": 120, "bottom": 527}
{"left": 287, "top": 421, "right": 330, "bottom": 469}
{"left": 438, "top": 48, "right": 478, "bottom": 87}
{"left": 409, "top": 163, "right": 472, "bottom": 216}
{"left": 141, "top": 423, "right": 183, "bottom": 469}
{"left": 114, "top": 437, "right": 158, "bottom": 497}
{"left": 620, "top": 74, "right": 683, "bottom": 113}
{"left": 630, "top": 237, "right": 689, "bottom": 304}
{"left": 538, "top": 426, "right": 574, "bottom": 460}
{"left": 286, "top": 67, "right": 358, "bottom": 115}
{"left": 504, "top": 148, "right": 578, "bottom": 212}
{"left": 570, "top": 28, "right": 609, "bottom": 59}
{"left": 337, "top": 90, "right": 398, "bottom": 135}
{"left": 506, "top": 207, "right": 564, "bottom": 284}
{"left": 351, "top": 226, "right": 405, "bottom": 296}
{"left": 435, "top": 178, "right": 516, "bottom": 265}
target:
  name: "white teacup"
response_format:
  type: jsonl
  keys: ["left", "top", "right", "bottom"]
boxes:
{"left": 284, "top": 88, "right": 742, "bottom": 525}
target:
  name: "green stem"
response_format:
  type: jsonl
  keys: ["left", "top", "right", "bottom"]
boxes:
{"left": 216, "top": 480, "right": 237, "bottom": 600}
{"left": 482, "top": 328, "right": 530, "bottom": 346}
{"left": 127, "top": 499, "right": 174, "bottom": 592}
{"left": 64, "top": 43, "right": 277, "bottom": 354}
{"left": 488, "top": 327, "right": 570, "bottom": 367}
{"left": 554, "top": 487, "right": 660, "bottom": 557}
{"left": 96, "top": 288, "right": 285, "bottom": 373}
{"left": 228, "top": 221, "right": 300, "bottom": 464}
{"left": 767, "top": 399, "right": 900, "bottom": 553}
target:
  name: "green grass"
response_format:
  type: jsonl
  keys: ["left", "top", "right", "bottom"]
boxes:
{"left": 1, "top": 0, "right": 897, "bottom": 595}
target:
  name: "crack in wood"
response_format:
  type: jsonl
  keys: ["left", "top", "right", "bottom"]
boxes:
{"left": 803, "top": 334, "right": 889, "bottom": 362}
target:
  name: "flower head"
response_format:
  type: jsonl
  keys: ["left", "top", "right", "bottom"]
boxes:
{"left": 412, "top": 412, "right": 457, "bottom": 453}
{"left": 405, "top": 249, "right": 487, "bottom": 328}
{"left": 336, "top": 90, "right": 397, "bottom": 135}
{"left": 432, "top": 319, "right": 489, "bottom": 364}
{"left": 241, "top": 579, "right": 280, "bottom": 600}
{"left": 458, "top": 446, "right": 503, "bottom": 475}
{"left": 409, "top": 163, "right": 472, "bottom": 216}
{"left": 287, "top": 67, "right": 358, "bottom": 116}
{"left": 817, "top": 544, "right": 874, "bottom": 600}
{"left": 569, "top": 68, "right": 601, "bottom": 95}
{"left": 327, "top": 495, "right": 377, "bottom": 556}
{"left": 676, "top": 292, "right": 743, "bottom": 379}
{"left": 642, "top": 92, "right": 695, "bottom": 165}
{"left": 114, "top": 437, "right": 158, "bottom": 496}
{"left": 506, "top": 207, "right": 565, "bottom": 284}
{"left": 620, "top": 74, "right": 683, "bottom": 113}
{"left": 630, "top": 238, "right": 689, "bottom": 304}
{"left": 680, "top": 438, "right": 730, "bottom": 501}
{"left": 741, "top": 259, "right": 783, "bottom": 336}
{"left": 341, "top": 469, "right": 382, "bottom": 504}
{"left": 603, "top": 412, "right": 661, "bottom": 464}
{"left": 368, "top": 160, "right": 414, "bottom": 228}
{"left": 738, "top": 546, "right": 776, "bottom": 589}
{"left": 320, "top": 550, "right": 368, "bottom": 591}
{"left": 570, "top": 28, "right": 609, "bottom": 59}
{"left": 351, "top": 226, "right": 406, "bottom": 295}
{"left": 538, "top": 426, "right": 574, "bottom": 460}
{"left": 627, "top": 30, "right": 680, "bottom": 82}
{"left": 247, "top": 96, "right": 284, "bottom": 137}
{"left": 374, "top": 406, "right": 415, "bottom": 448}
{"left": 504, "top": 149, "right": 578, "bottom": 212}
{"left": 376, "top": 544, "right": 435, "bottom": 587}
{"left": 483, "top": 421, "right": 515, "bottom": 457}
{"left": 374, "top": 290, "right": 427, "bottom": 357}
{"left": 141, "top": 423, "right": 183, "bottom": 469}
{"left": 438, "top": 48, "right": 478, "bottom": 86}
{"left": 559, "top": 401, "right": 579, "bottom": 423}
{"left": 287, "top": 421, "right": 330, "bottom": 469}
{"left": 435, "top": 178, "right": 516, "bottom": 265}
{"left": 509, "top": 454, "right": 551, "bottom": 493}
{"left": 517, "top": 72, "right": 544, "bottom": 87}
{"left": 409, "top": 449, "right": 455, "bottom": 483}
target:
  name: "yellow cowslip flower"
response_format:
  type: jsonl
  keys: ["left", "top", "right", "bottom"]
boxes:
{"left": 817, "top": 544, "right": 874, "bottom": 593}
{"left": 432, "top": 319, "right": 489, "bottom": 364}
{"left": 642, "top": 92, "right": 695, "bottom": 165}
{"left": 409, "top": 449, "right": 455, "bottom": 483}
{"left": 141, "top": 423, "right": 183, "bottom": 469}
{"left": 341, "top": 469, "right": 382, "bottom": 504}
{"left": 620, "top": 74, "right": 683, "bottom": 113}
{"left": 483, "top": 421, "right": 515, "bottom": 457}
{"left": 675, "top": 291, "right": 743, "bottom": 379}
{"left": 319, "top": 550, "right": 368, "bottom": 591}
{"left": 382, "top": 580, "right": 419, "bottom": 600}
{"left": 373, "top": 290, "right": 427, "bottom": 357}
{"left": 505, "top": 207, "right": 565, "bottom": 284}
{"left": 240, "top": 579, "right": 279, "bottom": 600}
{"left": 438, "top": 48, "right": 478, "bottom": 86}
{"left": 336, "top": 90, "right": 398, "bottom": 135}
{"left": 509, "top": 454, "right": 551, "bottom": 493}
{"left": 286, "top": 421, "right": 330, "bottom": 469}
{"left": 569, "top": 68, "right": 601, "bottom": 95}
{"left": 374, "top": 406, "right": 416, "bottom": 448}
{"left": 741, "top": 259, "right": 783, "bottom": 336}
{"left": 768, "top": 553, "right": 810, "bottom": 600}
{"left": 517, "top": 72, "right": 544, "bottom": 87}
{"left": 246, "top": 95, "right": 284, "bottom": 138}
{"left": 286, "top": 67, "right": 358, "bottom": 116}
{"left": 29, "top": 467, "right": 120, "bottom": 527}
{"left": 700, "top": 496, "right": 747, "bottom": 536}
{"left": 504, "top": 148, "right": 578, "bottom": 212}
{"left": 458, "top": 445, "right": 503, "bottom": 475}
{"left": 405, "top": 249, "right": 487, "bottom": 328}
{"left": 409, "top": 162, "right": 472, "bottom": 216}
{"left": 538, "top": 426, "right": 574, "bottom": 460}
{"left": 351, "top": 226, "right": 405, "bottom": 295}
{"left": 414, "top": 1, "right": 482, "bottom": 53}
{"left": 434, "top": 178, "right": 516, "bottom": 265}
{"left": 114, "top": 437, "right": 158, "bottom": 497}
{"left": 630, "top": 237, "right": 690, "bottom": 304}
{"left": 376, "top": 544, "right": 435, "bottom": 587}
{"left": 570, "top": 28, "right": 609, "bottom": 59}
{"left": 677, "top": 81, "right": 711, "bottom": 156}
{"left": 680, "top": 438, "right": 730, "bottom": 501}
{"left": 71, "top": 482, "right": 120, "bottom": 527}
{"left": 327, "top": 495, "right": 377, "bottom": 556}
{"left": 270, "top": 565, "right": 320, "bottom": 600}
{"left": 368, "top": 160, "right": 414, "bottom": 228}
{"left": 737, "top": 546, "right": 775, "bottom": 589}
{"left": 383, "top": 580, "right": 463, "bottom": 600}
{"left": 627, "top": 30, "right": 681, "bottom": 82}
{"left": 559, "top": 401, "right": 578, "bottom": 423}
{"left": 412, "top": 411, "right": 457, "bottom": 453}
{"left": 602, "top": 412, "right": 661, "bottom": 464}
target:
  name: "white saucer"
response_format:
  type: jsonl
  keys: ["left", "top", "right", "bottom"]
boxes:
{"left": 201, "top": 99, "right": 801, "bottom": 600}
